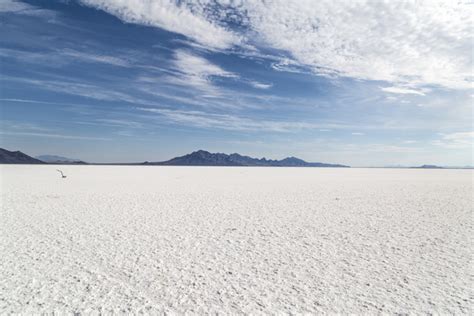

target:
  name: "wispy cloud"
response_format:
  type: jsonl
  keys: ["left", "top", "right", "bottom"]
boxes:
{"left": 59, "top": 49, "right": 131, "bottom": 67}
{"left": 4, "top": 77, "right": 148, "bottom": 104}
{"left": 80, "top": 0, "right": 242, "bottom": 50}
{"left": 0, "top": 119, "right": 110, "bottom": 141}
{"left": 381, "top": 86, "right": 428, "bottom": 96}
{"left": 270, "top": 58, "right": 313, "bottom": 75}
{"left": 137, "top": 107, "right": 325, "bottom": 132}
{"left": 432, "top": 131, "right": 474, "bottom": 149}
{"left": 154, "top": 50, "right": 273, "bottom": 97}
{"left": 0, "top": 0, "right": 56, "bottom": 17}
{"left": 238, "top": 0, "right": 472, "bottom": 89}
{"left": 1, "top": 33, "right": 277, "bottom": 110}
{"left": 166, "top": 49, "right": 237, "bottom": 95}
{"left": 95, "top": 118, "right": 143, "bottom": 128}
{"left": 0, "top": 131, "right": 110, "bottom": 141}
{"left": 80, "top": 0, "right": 472, "bottom": 90}
{"left": 0, "top": 48, "right": 65, "bottom": 66}
{"left": 248, "top": 80, "right": 273, "bottom": 90}
{"left": 0, "top": 47, "right": 132, "bottom": 68}
{"left": 0, "top": 98, "right": 96, "bottom": 108}
{"left": 1, "top": 120, "right": 51, "bottom": 132}
{"left": 0, "top": 98, "right": 61, "bottom": 105}
{"left": 36, "top": 80, "right": 140, "bottom": 103}
{"left": 114, "top": 130, "right": 134, "bottom": 137}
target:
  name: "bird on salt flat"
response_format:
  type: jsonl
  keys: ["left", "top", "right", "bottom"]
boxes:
{"left": 56, "top": 169, "right": 67, "bottom": 178}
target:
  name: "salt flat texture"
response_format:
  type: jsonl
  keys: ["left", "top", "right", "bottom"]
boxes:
{"left": 0, "top": 166, "right": 472, "bottom": 314}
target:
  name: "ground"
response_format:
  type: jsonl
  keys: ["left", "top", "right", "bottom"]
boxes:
{"left": 0, "top": 166, "right": 472, "bottom": 314}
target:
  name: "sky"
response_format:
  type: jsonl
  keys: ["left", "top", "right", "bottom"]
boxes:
{"left": 0, "top": 0, "right": 472, "bottom": 166}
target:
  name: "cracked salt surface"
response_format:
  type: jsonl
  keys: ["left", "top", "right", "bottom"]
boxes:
{"left": 0, "top": 165, "right": 472, "bottom": 314}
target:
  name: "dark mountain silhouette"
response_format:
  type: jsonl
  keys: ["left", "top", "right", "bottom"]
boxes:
{"left": 36, "top": 155, "right": 87, "bottom": 164}
{"left": 0, "top": 148, "right": 45, "bottom": 164}
{"left": 145, "top": 150, "right": 350, "bottom": 167}
{"left": 412, "top": 164, "right": 443, "bottom": 169}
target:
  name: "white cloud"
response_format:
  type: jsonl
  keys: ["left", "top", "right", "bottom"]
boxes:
{"left": 79, "top": 0, "right": 242, "bottom": 50}
{"left": 248, "top": 80, "right": 272, "bottom": 89}
{"left": 1, "top": 120, "right": 51, "bottom": 132}
{"left": 0, "top": 48, "right": 62, "bottom": 65}
{"left": 80, "top": 0, "right": 473, "bottom": 90}
{"left": 39, "top": 81, "right": 138, "bottom": 102}
{"left": 443, "top": 131, "right": 474, "bottom": 141}
{"left": 351, "top": 132, "right": 364, "bottom": 136}
{"left": 7, "top": 77, "right": 147, "bottom": 103}
{"left": 137, "top": 107, "right": 324, "bottom": 132}
{"left": 270, "top": 58, "right": 313, "bottom": 75}
{"left": 60, "top": 49, "right": 131, "bottom": 67}
{"left": 432, "top": 131, "right": 474, "bottom": 149}
{"left": 166, "top": 50, "right": 237, "bottom": 95}
{"left": 381, "top": 86, "right": 428, "bottom": 96}
{"left": 241, "top": 0, "right": 472, "bottom": 89}
{"left": 0, "top": 98, "right": 63, "bottom": 105}
{"left": 0, "top": 131, "right": 110, "bottom": 141}
{"left": 365, "top": 144, "right": 424, "bottom": 154}
{"left": 1, "top": 112, "right": 111, "bottom": 143}
{"left": 0, "top": 0, "right": 55, "bottom": 17}
{"left": 0, "top": 47, "right": 131, "bottom": 68}
{"left": 95, "top": 118, "right": 143, "bottom": 128}
{"left": 173, "top": 50, "right": 236, "bottom": 79}
{"left": 114, "top": 130, "right": 134, "bottom": 137}
{"left": 160, "top": 50, "right": 273, "bottom": 96}
{"left": 0, "top": 0, "right": 31, "bottom": 12}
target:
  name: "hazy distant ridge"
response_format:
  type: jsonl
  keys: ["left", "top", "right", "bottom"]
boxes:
{"left": 35, "top": 155, "right": 86, "bottom": 164}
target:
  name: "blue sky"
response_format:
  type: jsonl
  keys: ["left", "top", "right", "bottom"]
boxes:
{"left": 0, "top": 0, "right": 472, "bottom": 166}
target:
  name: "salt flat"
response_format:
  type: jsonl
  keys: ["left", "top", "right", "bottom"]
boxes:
{"left": 0, "top": 165, "right": 472, "bottom": 314}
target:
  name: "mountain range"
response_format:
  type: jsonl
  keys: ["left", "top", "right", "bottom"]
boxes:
{"left": 145, "top": 150, "right": 349, "bottom": 167}
{"left": 3, "top": 148, "right": 465, "bottom": 169}
{"left": 0, "top": 148, "right": 349, "bottom": 167}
